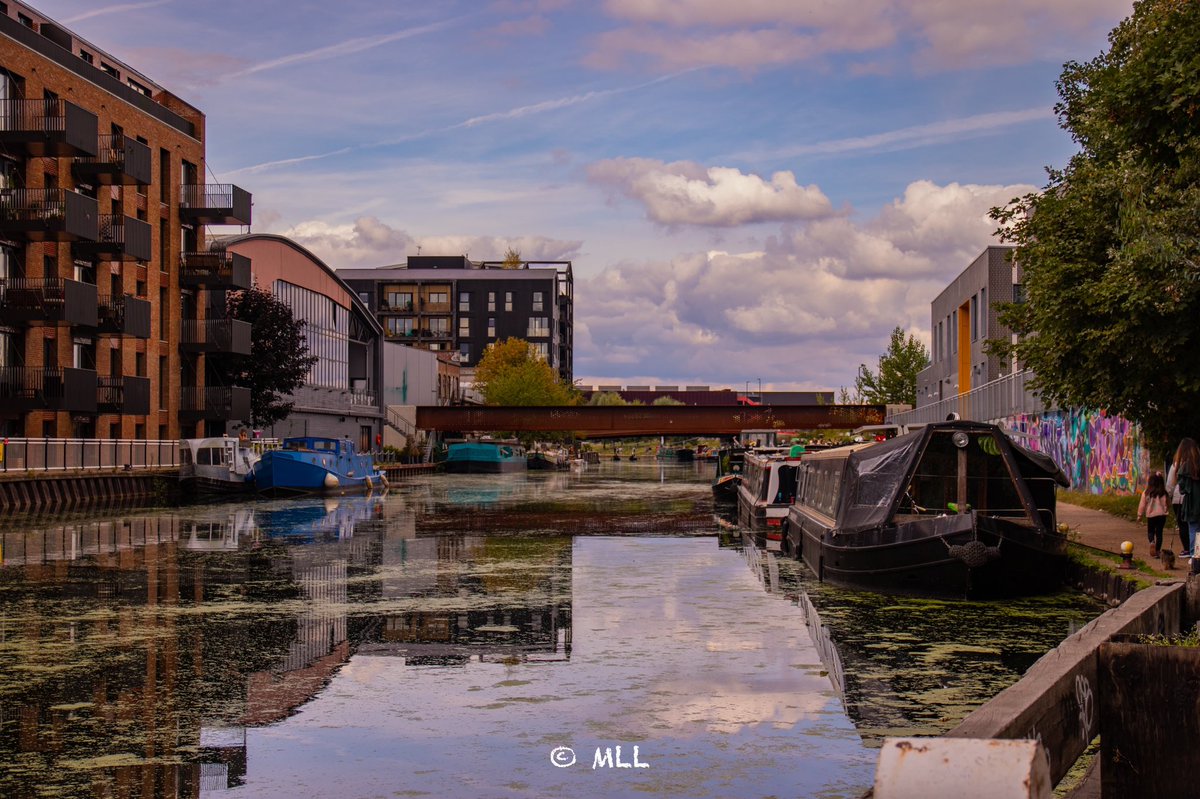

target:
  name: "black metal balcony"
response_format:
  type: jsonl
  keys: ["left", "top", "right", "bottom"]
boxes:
{"left": 0, "top": 277, "right": 98, "bottom": 327}
{"left": 0, "top": 188, "right": 98, "bottom": 242}
{"left": 0, "top": 366, "right": 97, "bottom": 412}
{"left": 73, "top": 214, "right": 152, "bottom": 261}
{"left": 97, "top": 375, "right": 150, "bottom": 415}
{"left": 179, "top": 184, "right": 251, "bottom": 226}
{"left": 72, "top": 133, "right": 153, "bottom": 186}
{"left": 97, "top": 294, "right": 151, "bottom": 338}
{"left": 179, "top": 250, "right": 251, "bottom": 289}
{"left": 180, "top": 385, "right": 251, "bottom": 422}
{"left": 0, "top": 98, "right": 98, "bottom": 157}
{"left": 180, "top": 319, "right": 252, "bottom": 355}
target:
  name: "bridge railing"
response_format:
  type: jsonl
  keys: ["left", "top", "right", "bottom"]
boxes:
{"left": 0, "top": 438, "right": 179, "bottom": 472}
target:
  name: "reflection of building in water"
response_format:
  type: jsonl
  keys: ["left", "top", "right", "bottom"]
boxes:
{"left": 356, "top": 531, "right": 573, "bottom": 665}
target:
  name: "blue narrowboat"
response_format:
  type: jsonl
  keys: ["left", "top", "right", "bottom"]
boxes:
{"left": 254, "top": 436, "right": 385, "bottom": 495}
{"left": 444, "top": 439, "right": 527, "bottom": 473}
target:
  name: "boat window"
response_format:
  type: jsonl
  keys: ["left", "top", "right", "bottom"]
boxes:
{"left": 197, "top": 447, "right": 221, "bottom": 466}
{"left": 775, "top": 465, "right": 798, "bottom": 504}
{"left": 799, "top": 459, "right": 843, "bottom": 518}
{"left": 180, "top": 449, "right": 192, "bottom": 465}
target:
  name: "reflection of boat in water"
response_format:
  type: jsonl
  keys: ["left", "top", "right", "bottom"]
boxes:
{"left": 179, "top": 437, "right": 262, "bottom": 495}
{"left": 254, "top": 437, "right": 385, "bottom": 495}
{"left": 181, "top": 507, "right": 258, "bottom": 551}
{"left": 656, "top": 446, "right": 694, "bottom": 462}
{"left": 785, "top": 421, "right": 1069, "bottom": 599}
{"left": 256, "top": 495, "right": 383, "bottom": 541}
{"left": 444, "top": 439, "right": 527, "bottom": 473}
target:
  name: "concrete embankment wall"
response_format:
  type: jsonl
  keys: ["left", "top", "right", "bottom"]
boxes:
{"left": 0, "top": 471, "right": 180, "bottom": 511}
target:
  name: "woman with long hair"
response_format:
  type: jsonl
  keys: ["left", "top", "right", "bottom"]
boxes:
{"left": 1167, "top": 437, "right": 1200, "bottom": 561}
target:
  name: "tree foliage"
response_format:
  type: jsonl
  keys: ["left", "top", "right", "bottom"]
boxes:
{"left": 473, "top": 338, "right": 578, "bottom": 406}
{"left": 849, "top": 326, "right": 929, "bottom": 406}
{"left": 502, "top": 247, "right": 523, "bottom": 270}
{"left": 588, "top": 391, "right": 628, "bottom": 406}
{"left": 990, "top": 0, "right": 1200, "bottom": 448}
{"left": 219, "top": 286, "right": 318, "bottom": 427}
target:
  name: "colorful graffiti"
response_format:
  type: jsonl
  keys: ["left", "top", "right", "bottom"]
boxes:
{"left": 997, "top": 409, "right": 1148, "bottom": 495}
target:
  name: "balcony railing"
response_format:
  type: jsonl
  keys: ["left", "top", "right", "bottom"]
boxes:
{"left": 74, "top": 214, "right": 152, "bottom": 261}
{"left": 0, "top": 98, "right": 97, "bottom": 157}
{"left": 0, "top": 188, "right": 98, "bottom": 241}
{"left": 72, "top": 133, "right": 152, "bottom": 185}
{"left": 0, "top": 366, "right": 97, "bottom": 412}
{"left": 179, "top": 184, "right": 252, "bottom": 226}
{"left": 180, "top": 319, "right": 252, "bottom": 355}
{"left": 289, "top": 385, "right": 379, "bottom": 412}
{"left": 180, "top": 250, "right": 251, "bottom": 289}
{"left": 888, "top": 370, "right": 1047, "bottom": 427}
{"left": 98, "top": 294, "right": 151, "bottom": 338}
{"left": 180, "top": 386, "right": 251, "bottom": 422}
{"left": 97, "top": 375, "right": 150, "bottom": 415}
{"left": 0, "top": 277, "right": 98, "bottom": 327}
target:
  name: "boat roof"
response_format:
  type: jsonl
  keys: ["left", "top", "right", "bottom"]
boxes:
{"left": 181, "top": 437, "right": 238, "bottom": 448}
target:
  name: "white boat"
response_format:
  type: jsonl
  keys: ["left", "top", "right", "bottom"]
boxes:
{"left": 179, "top": 436, "right": 266, "bottom": 496}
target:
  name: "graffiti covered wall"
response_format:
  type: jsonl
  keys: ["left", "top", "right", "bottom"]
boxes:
{"left": 996, "top": 409, "right": 1148, "bottom": 495}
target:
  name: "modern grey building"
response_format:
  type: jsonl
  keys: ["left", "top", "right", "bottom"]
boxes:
{"left": 339, "top": 256, "right": 573, "bottom": 384}
{"left": 915, "top": 245, "right": 1022, "bottom": 408}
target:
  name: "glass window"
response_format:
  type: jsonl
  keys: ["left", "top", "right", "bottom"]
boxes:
{"left": 504, "top": 292, "right": 513, "bottom": 312}
{"left": 429, "top": 291, "right": 448, "bottom": 305}
{"left": 532, "top": 291, "right": 544, "bottom": 312}
{"left": 980, "top": 287, "right": 987, "bottom": 336}
{"left": 527, "top": 317, "right": 550, "bottom": 337}
{"left": 970, "top": 295, "right": 978, "bottom": 341}
{"left": 458, "top": 291, "right": 470, "bottom": 312}
{"left": 487, "top": 317, "right": 496, "bottom": 338}
{"left": 533, "top": 342, "right": 549, "bottom": 361}
{"left": 274, "top": 280, "right": 350, "bottom": 388}
{"left": 458, "top": 317, "right": 470, "bottom": 336}
{"left": 385, "top": 290, "right": 413, "bottom": 311}
{"left": 429, "top": 317, "right": 450, "bottom": 335}
{"left": 488, "top": 292, "right": 496, "bottom": 312}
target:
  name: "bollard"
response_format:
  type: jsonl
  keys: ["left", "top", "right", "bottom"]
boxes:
{"left": 874, "top": 737, "right": 1051, "bottom": 799}
{"left": 1118, "top": 540, "right": 1135, "bottom": 569}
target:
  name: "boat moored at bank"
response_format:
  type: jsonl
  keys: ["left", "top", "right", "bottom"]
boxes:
{"left": 179, "top": 436, "right": 265, "bottom": 496}
{"left": 736, "top": 448, "right": 804, "bottom": 546}
{"left": 784, "top": 421, "right": 1068, "bottom": 598}
{"left": 253, "top": 437, "right": 385, "bottom": 496}
{"left": 444, "top": 439, "right": 527, "bottom": 473}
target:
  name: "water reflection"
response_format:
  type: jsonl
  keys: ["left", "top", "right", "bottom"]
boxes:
{"left": 0, "top": 464, "right": 1100, "bottom": 798}
{"left": 728, "top": 531, "right": 1103, "bottom": 744}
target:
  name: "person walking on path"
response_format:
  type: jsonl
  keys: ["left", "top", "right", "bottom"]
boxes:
{"left": 1169, "top": 438, "right": 1200, "bottom": 566}
{"left": 1138, "top": 471, "right": 1171, "bottom": 557}
{"left": 1167, "top": 440, "right": 1196, "bottom": 557}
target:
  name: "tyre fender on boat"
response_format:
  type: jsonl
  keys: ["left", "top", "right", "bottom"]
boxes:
{"left": 324, "top": 472, "right": 340, "bottom": 489}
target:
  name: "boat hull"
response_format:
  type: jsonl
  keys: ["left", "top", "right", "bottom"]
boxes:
{"left": 790, "top": 511, "right": 1067, "bottom": 599}
{"left": 444, "top": 442, "right": 527, "bottom": 473}
{"left": 255, "top": 452, "right": 381, "bottom": 496}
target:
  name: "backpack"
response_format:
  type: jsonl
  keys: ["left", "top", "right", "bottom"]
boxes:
{"left": 1182, "top": 471, "right": 1200, "bottom": 524}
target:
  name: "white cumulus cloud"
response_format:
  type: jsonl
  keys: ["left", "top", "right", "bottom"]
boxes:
{"left": 587, "top": 158, "right": 836, "bottom": 227}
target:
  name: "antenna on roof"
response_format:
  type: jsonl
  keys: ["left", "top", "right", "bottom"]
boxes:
{"left": 417, "top": 245, "right": 422, "bottom": 255}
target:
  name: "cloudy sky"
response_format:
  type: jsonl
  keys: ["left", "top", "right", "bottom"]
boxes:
{"left": 39, "top": 0, "right": 1134, "bottom": 391}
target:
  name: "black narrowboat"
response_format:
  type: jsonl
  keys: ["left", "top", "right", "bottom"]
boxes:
{"left": 783, "top": 421, "right": 1069, "bottom": 598}
{"left": 711, "top": 445, "right": 746, "bottom": 504}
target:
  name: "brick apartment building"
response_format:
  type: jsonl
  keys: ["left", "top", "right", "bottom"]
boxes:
{"left": 340, "top": 255, "right": 574, "bottom": 384}
{"left": 0, "top": 0, "right": 252, "bottom": 439}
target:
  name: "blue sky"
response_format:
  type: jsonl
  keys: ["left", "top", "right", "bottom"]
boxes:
{"left": 36, "top": 0, "right": 1134, "bottom": 391}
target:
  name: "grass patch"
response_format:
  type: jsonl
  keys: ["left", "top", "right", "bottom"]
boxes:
{"left": 1139, "top": 629, "right": 1200, "bottom": 647}
{"left": 1067, "top": 545, "right": 1156, "bottom": 590}
{"left": 1058, "top": 489, "right": 1176, "bottom": 530}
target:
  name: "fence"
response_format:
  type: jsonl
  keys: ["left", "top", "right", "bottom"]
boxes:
{"left": 0, "top": 438, "right": 179, "bottom": 473}
{"left": 888, "top": 370, "right": 1046, "bottom": 427}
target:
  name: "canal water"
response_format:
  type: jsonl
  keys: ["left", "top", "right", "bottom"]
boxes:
{"left": 0, "top": 462, "right": 1101, "bottom": 798}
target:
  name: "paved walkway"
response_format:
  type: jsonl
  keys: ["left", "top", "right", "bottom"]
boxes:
{"left": 1058, "top": 501, "right": 1191, "bottom": 575}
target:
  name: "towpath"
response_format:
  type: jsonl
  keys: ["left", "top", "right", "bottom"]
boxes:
{"left": 1057, "top": 501, "right": 1189, "bottom": 576}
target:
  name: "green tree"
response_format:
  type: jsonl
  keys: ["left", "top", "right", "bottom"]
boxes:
{"left": 473, "top": 338, "right": 577, "bottom": 406}
{"left": 502, "top": 247, "right": 523, "bottom": 270}
{"left": 990, "top": 0, "right": 1200, "bottom": 448}
{"left": 588, "top": 391, "right": 628, "bottom": 406}
{"left": 849, "top": 327, "right": 929, "bottom": 406}
{"left": 219, "top": 286, "right": 318, "bottom": 427}
{"left": 652, "top": 396, "right": 684, "bottom": 405}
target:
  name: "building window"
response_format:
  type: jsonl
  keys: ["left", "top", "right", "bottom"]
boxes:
{"left": 79, "top": 49, "right": 94, "bottom": 65}
{"left": 100, "top": 62, "right": 120, "bottom": 80}
{"left": 527, "top": 317, "right": 549, "bottom": 337}
{"left": 487, "top": 292, "right": 496, "bottom": 312}
{"left": 127, "top": 78, "right": 151, "bottom": 97}
{"left": 970, "top": 294, "right": 978, "bottom": 341}
{"left": 504, "top": 292, "right": 513, "bottom": 312}
{"left": 458, "top": 317, "right": 470, "bottom": 336}
{"left": 458, "top": 291, "right": 470, "bottom": 312}
{"left": 17, "top": 12, "right": 32, "bottom": 27}
{"left": 533, "top": 342, "right": 549, "bottom": 361}
{"left": 386, "top": 317, "right": 414, "bottom": 337}
{"left": 274, "top": 280, "right": 350, "bottom": 389}
{"left": 358, "top": 292, "right": 370, "bottom": 306}
{"left": 384, "top": 290, "right": 413, "bottom": 311}
{"left": 136, "top": 351, "right": 146, "bottom": 377}
{"left": 428, "top": 291, "right": 448, "bottom": 305}
{"left": 532, "top": 291, "right": 544, "bottom": 312}
{"left": 429, "top": 317, "right": 450, "bottom": 335}
{"left": 1013, "top": 284, "right": 1025, "bottom": 304}
{"left": 159, "top": 356, "right": 168, "bottom": 405}
{"left": 159, "top": 288, "right": 168, "bottom": 339}
{"left": 458, "top": 343, "right": 470, "bottom": 361}
{"left": 980, "top": 287, "right": 987, "bottom": 336}
{"left": 950, "top": 310, "right": 957, "bottom": 353}
{"left": 487, "top": 318, "right": 496, "bottom": 338}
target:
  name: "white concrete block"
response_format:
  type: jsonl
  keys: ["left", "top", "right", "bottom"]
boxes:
{"left": 874, "top": 737, "right": 1051, "bottom": 799}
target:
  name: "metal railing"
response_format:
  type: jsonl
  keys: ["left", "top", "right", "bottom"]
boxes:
{"left": 0, "top": 437, "right": 179, "bottom": 472}
{"left": 0, "top": 98, "right": 69, "bottom": 133}
{"left": 888, "top": 370, "right": 1047, "bottom": 426}
{"left": 288, "top": 385, "right": 379, "bottom": 412}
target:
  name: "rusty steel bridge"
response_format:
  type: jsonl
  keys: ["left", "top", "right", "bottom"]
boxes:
{"left": 414, "top": 404, "right": 886, "bottom": 438}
